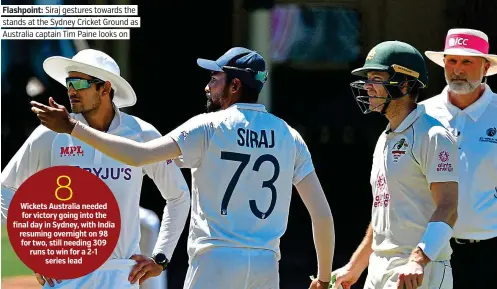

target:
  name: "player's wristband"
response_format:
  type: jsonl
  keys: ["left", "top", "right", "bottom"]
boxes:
{"left": 417, "top": 221, "right": 453, "bottom": 261}
{"left": 310, "top": 275, "right": 343, "bottom": 289}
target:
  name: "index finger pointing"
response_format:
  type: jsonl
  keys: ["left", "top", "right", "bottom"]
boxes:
{"left": 30, "top": 101, "right": 50, "bottom": 111}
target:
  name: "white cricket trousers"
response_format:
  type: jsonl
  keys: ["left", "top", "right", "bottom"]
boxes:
{"left": 364, "top": 252, "right": 453, "bottom": 289}
{"left": 42, "top": 259, "right": 139, "bottom": 289}
{"left": 183, "top": 247, "right": 279, "bottom": 289}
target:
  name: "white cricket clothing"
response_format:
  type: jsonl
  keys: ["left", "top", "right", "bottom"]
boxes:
{"left": 182, "top": 247, "right": 278, "bottom": 289}
{"left": 1, "top": 108, "right": 189, "bottom": 261}
{"left": 41, "top": 259, "right": 139, "bottom": 289}
{"left": 364, "top": 252, "right": 452, "bottom": 289}
{"left": 168, "top": 103, "right": 315, "bottom": 261}
{"left": 370, "top": 105, "right": 459, "bottom": 261}
{"left": 421, "top": 84, "right": 497, "bottom": 240}
{"left": 139, "top": 207, "right": 167, "bottom": 289}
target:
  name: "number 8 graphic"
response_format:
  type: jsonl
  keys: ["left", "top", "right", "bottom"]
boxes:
{"left": 55, "top": 175, "right": 73, "bottom": 201}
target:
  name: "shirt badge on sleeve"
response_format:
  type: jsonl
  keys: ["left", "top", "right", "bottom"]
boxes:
{"left": 436, "top": 151, "right": 453, "bottom": 172}
{"left": 180, "top": 131, "right": 189, "bottom": 140}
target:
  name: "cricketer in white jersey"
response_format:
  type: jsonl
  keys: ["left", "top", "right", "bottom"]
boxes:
{"left": 365, "top": 105, "right": 458, "bottom": 289}
{"left": 333, "top": 41, "right": 459, "bottom": 289}
{"left": 30, "top": 47, "right": 336, "bottom": 289}
{"left": 2, "top": 49, "right": 191, "bottom": 289}
{"left": 1, "top": 110, "right": 190, "bottom": 289}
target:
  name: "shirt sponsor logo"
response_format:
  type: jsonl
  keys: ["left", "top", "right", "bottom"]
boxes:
{"left": 374, "top": 174, "right": 390, "bottom": 208}
{"left": 60, "top": 146, "right": 84, "bottom": 157}
{"left": 436, "top": 150, "right": 453, "bottom": 172}
{"left": 479, "top": 127, "right": 497, "bottom": 143}
{"left": 75, "top": 166, "right": 132, "bottom": 181}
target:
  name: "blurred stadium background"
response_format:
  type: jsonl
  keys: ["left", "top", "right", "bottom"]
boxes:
{"left": 2, "top": 0, "right": 497, "bottom": 288}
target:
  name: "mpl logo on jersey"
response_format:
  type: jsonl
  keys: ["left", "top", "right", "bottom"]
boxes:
{"left": 391, "top": 138, "right": 408, "bottom": 163}
{"left": 60, "top": 146, "right": 84, "bottom": 157}
{"left": 436, "top": 151, "right": 453, "bottom": 172}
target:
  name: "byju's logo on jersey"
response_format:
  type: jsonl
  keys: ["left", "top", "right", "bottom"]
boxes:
{"left": 75, "top": 166, "right": 132, "bottom": 181}
{"left": 391, "top": 138, "right": 408, "bottom": 163}
{"left": 60, "top": 146, "right": 84, "bottom": 157}
{"left": 480, "top": 127, "right": 497, "bottom": 144}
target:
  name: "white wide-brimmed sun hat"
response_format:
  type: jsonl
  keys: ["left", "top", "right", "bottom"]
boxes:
{"left": 425, "top": 28, "right": 497, "bottom": 76}
{"left": 43, "top": 49, "right": 137, "bottom": 108}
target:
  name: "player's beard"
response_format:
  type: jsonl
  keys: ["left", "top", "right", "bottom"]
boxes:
{"left": 206, "top": 86, "right": 230, "bottom": 112}
{"left": 205, "top": 95, "right": 221, "bottom": 112}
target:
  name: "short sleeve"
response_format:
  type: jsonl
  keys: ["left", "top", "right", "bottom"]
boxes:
{"left": 1, "top": 126, "right": 55, "bottom": 218}
{"left": 420, "top": 126, "right": 459, "bottom": 184}
{"left": 292, "top": 129, "right": 315, "bottom": 185}
{"left": 168, "top": 114, "right": 212, "bottom": 168}
{"left": 1, "top": 125, "right": 55, "bottom": 191}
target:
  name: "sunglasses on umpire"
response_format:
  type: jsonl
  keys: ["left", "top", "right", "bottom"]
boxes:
{"left": 66, "top": 78, "right": 104, "bottom": 90}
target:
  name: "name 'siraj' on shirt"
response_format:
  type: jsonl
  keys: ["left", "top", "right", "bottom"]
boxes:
{"left": 237, "top": 128, "right": 275, "bottom": 148}
{"left": 20, "top": 203, "right": 108, "bottom": 210}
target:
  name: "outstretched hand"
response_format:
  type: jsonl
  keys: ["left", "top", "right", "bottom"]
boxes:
{"left": 31, "top": 97, "right": 76, "bottom": 134}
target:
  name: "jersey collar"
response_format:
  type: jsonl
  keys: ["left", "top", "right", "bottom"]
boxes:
{"left": 71, "top": 104, "right": 122, "bottom": 132}
{"left": 441, "top": 84, "right": 493, "bottom": 122}
{"left": 228, "top": 103, "right": 268, "bottom": 112}
{"left": 385, "top": 105, "right": 424, "bottom": 134}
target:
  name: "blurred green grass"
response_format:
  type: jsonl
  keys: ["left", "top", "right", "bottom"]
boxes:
{"left": 1, "top": 224, "right": 32, "bottom": 278}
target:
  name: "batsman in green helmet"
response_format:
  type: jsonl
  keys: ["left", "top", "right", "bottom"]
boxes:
{"left": 333, "top": 41, "right": 459, "bottom": 289}
{"left": 350, "top": 40, "right": 428, "bottom": 115}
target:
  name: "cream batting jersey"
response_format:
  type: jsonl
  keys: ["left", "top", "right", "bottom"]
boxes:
{"left": 370, "top": 105, "right": 459, "bottom": 261}
{"left": 1, "top": 108, "right": 189, "bottom": 260}
{"left": 169, "top": 103, "right": 314, "bottom": 260}
{"left": 421, "top": 84, "right": 497, "bottom": 240}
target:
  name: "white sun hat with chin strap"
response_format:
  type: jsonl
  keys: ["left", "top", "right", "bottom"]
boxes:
{"left": 425, "top": 28, "right": 497, "bottom": 76}
{"left": 43, "top": 48, "right": 137, "bottom": 108}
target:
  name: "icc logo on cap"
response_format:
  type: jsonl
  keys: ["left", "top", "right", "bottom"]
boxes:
{"left": 448, "top": 37, "right": 468, "bottom": 46}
